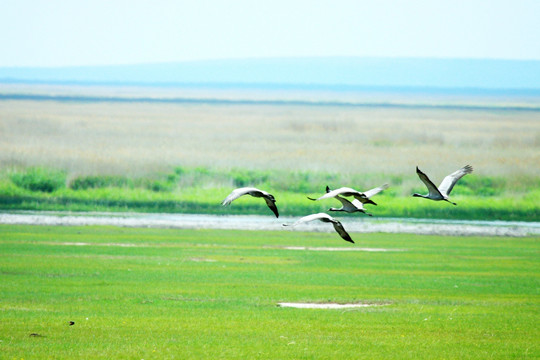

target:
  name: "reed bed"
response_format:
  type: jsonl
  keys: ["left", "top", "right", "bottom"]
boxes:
{"left": 1, "top": 86, "right": 539, "bottom": 180}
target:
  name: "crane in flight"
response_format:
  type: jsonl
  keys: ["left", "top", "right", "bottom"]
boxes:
{"left": 283, "top": 213, "right": 354, "bottom": 243}
{"left": 222, "top": 187, "right": 279, "bottom": 217}
{"left": 413, "top": 165, "right": 473, "bottom": 205}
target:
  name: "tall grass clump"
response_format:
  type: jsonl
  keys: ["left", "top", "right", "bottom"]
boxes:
{"left": 69, "top": 175, "right": 135, "bottom": 190}
{"left": 9, "top": 167, "right": 66, "bottom": 193}
{"left": 229, "top": 168, "right": 270, "bottom": 187}
{"left": 454, "top": 176, "right": 506, "bottom": 197}
{"left": 69, "top": 174, "right": 180, "bottom": 193}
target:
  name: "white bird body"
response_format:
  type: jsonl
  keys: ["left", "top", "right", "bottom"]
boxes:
{"left": 309, "top": 186, "right": 376, "bottom": 205}
{"left": 413, "top": 165, "right": 473, "bottom": 205}
{"left": 283, "top": 213, "right": 354, "bottom": 243}
{"left": 328, "top": 184, "right": 388, "bottom": 215}
{"left": 330, "top": 196, "right": 372, "bottom": 216}
{"left": 221, "top": 187, "right": 279, "bottom": 217}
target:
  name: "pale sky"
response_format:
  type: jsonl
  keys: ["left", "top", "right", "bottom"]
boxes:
{"left": 1, "top": 0, "right": 539, "bottom": 67}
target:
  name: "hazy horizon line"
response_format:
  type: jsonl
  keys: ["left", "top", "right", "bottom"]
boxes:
{"left": 1, "top": 55, "right": 540, "bottom": 70}
{"left": 2, "top": 78, "right": 540, "bottom": 95}
{"left": 2, "top": 93, "right": 539, "bottom": 111}
{"left": 1, "top": 57, "right": 539, "bottom": 90}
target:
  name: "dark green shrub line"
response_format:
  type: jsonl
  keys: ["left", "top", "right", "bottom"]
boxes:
{"left": 9, "top": 167, "right": 66, "bottom": 193}
{"left": 7, "top": 165, "right": 534, "bottom": 197}
{"left": 69, "top": 175, "right": 135, "bottom": 190}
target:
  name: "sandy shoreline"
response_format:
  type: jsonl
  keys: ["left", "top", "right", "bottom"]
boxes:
{"left": 1, "top": 211, "right": 538, "bottom": 237}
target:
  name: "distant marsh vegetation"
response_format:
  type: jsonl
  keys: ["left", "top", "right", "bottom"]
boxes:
{"left": 0, "top": 85, "right": 538, "bottom": 184}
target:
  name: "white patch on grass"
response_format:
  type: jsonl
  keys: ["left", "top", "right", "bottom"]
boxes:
{"left": 1, "top": 306, "right": 53, "bottom": 312}
{"left": 278, "top": 302, "right": 385, "bottom": 309}
{"left": 188, "top": 257, "right": 217, "bottom": 262}
{"left": 57, "top": 242, "right": 146, "bottom": 247}
{"left": 279, "top": 246, "right": 403, "bottom": 252}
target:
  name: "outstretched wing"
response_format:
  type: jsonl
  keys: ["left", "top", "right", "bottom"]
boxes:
{"left": 307, "top": 186, "right": 331, "bottom": 201}
{"left": 353, "top": 196, "right": 377, "bottom": 206}
{"left": 363, "top": 183, "right": 389, "bottom": 198}
{"left": 323, "top": 185, "right": 374, "bottom": 205}
{"left": 350, "top": 199, "right": 372, "bottom": 216}
{"left": 284, "top": 213, "right": 354, "bottom": 243}
{"left": 312, "top": 187, "right": 363, "bottom": 201}
{"left": 283, "top": 213, "right": 328, "bottom": 227}
{"left": 332, "top": 220, "right": 354, "bottom": 243}
{"left": 438, "top": 165, "right": 473, "bottom": 196}
{"left": 314, "top": 188, "right": 345, "bottom": 201}
{"left": 333, "top": 194, "right": 352, "bottom": 207}
{"left": 416, "top": 167, "right": 444, "bottom": 200}
{"left": 324, "top": 186, "right": 356, "bottom": 211}
{"left": 264, "top": 196, "right": 279, "bottom": 218}
{"left": 350, "top": 199, "right": 365, "bottom": 209}
{"left": 221, "top": 188, "right": 250, "bottom": 206}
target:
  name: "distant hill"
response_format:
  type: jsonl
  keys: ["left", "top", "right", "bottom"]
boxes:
{"left": 1, "top": 57, "right": 539, "bottom": 90}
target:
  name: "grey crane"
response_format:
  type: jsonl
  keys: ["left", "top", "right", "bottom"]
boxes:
{"left": 323, "top": 184, "right": 388, "bottom": 215}
{"left": 307, "top": 186, "right": 376, "bottom": 205}
{"left": 330, "top": 195, "right": 373, "bottom": 216}
{"left": 283, "top": 213, "right": 354, "bottom": 243}
{"left": 413, "top": 165, "right": 473, "bottom": 205}
{"left": 221, "top": 187, "right": 279, "bottom": 217}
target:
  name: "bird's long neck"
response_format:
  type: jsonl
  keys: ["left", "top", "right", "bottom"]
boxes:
{"left": 412, "top": 193, "right": 427, "bottom": 198}
{"left": 328, "top": 207, "right": 343, "bottom": 212}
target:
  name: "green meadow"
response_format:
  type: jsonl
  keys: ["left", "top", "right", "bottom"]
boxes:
{"left": 1, "top": 225, "right": 538, "bottom": 359}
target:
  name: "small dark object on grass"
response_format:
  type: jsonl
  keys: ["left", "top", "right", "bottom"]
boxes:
{"left": 29, "top": 333, "right": 45, "bottom": 337}
{"left": 69, "top": 321, "right": 75, "bottom": 326}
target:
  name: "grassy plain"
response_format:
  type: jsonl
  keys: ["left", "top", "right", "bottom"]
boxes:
{"left": 0, "top": 225, "right": 538, "bottom": 359}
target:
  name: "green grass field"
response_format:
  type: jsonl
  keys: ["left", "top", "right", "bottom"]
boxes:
{"left": 1, "top": 225, "right": 538, "bottom": 359}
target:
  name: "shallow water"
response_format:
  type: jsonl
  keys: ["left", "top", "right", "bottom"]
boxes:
{"left": 1, "top": 211, "right": 538, "bottom": 237}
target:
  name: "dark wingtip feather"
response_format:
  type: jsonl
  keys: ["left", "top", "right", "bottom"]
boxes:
{"left": 366, "top": 199, "right": 377, "bottom": 206}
